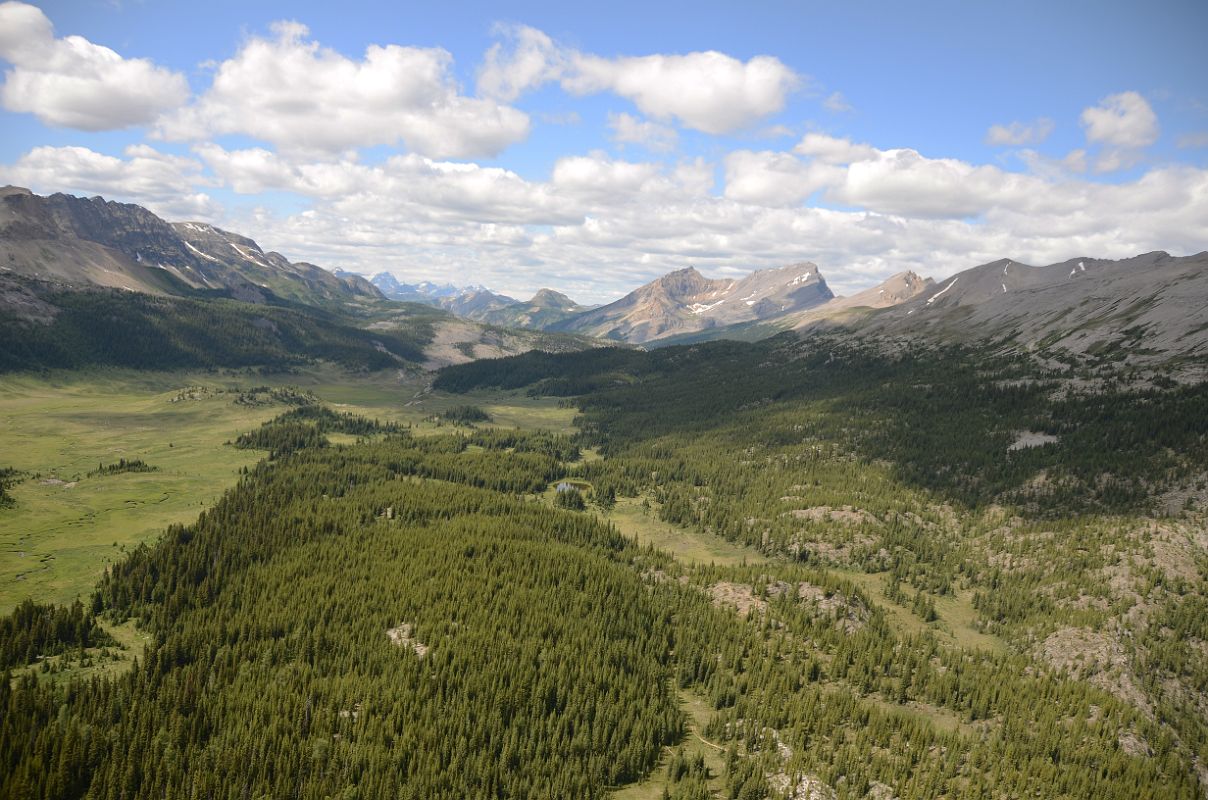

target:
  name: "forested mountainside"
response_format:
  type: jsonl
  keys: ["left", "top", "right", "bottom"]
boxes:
{"left": 2, "top": 325, "right": 1205, "bottom": 798}
{"left": 0, "top": 276, "right": 605, "bottom": 373}
{"left": 0, "top": 279, "right": 438, "bottom": 372}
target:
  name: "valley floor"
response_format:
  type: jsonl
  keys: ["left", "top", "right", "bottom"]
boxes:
{"left": 0, "top": 366, "right": 575, "bottom": 612}
{"left": 1, "top": 351, "right": 1205, "bottom": 800}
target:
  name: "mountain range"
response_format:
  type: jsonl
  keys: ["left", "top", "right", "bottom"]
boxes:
{"left": 3, "top": 186, "right": 1205, "bottom": 371}
{"left": 0, "top": 187, "right": 603, "bottom": 371}
{"left": 0, "top": 186, "right": 380, "bottom": 309}
{"left": 370, "top": 274, "right": 596, "bottom": 329}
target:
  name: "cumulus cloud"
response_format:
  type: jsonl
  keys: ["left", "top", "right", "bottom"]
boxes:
{"left": 565, "top": 50, "right": 799, "bottom": 134}
{"left": 0, "top": 144, "right": 219, "bottom": 218}
{"left": 833, "top": 149, "right": 1036, "bottom": 218}
{"left": 157, "top": 21, "right": 529, "bottom": 158}
{"left": 793, "top": 133, "right": 878, "bottom": 164}
{"left": 723, "top": 150, "right": 841, "bottom": 206}
{"left": 1081, "top": 91, "right": 1159, "bottom": 148}
{"left": 173, "top": 139, "right": 1208, "bottom": 302}
{"left": 196, "top": 143, "right": 574, "bottom": 226}
{"left": 1016, "top": 147, "right": 1088, "bottom": 179}
{"left": 0, "top": 1, "right": 188, "bottom": 130}
{"left": 476, "top": 25, "right": 802, "bottom": 135}
{"left": 608, "top": 112, "right": 678, "bottom": 152}
{"left": 477, "top": 24, "right": 563, "bottom": 102}
{"left": 1080, "top": 91, "right": 1158, "bottom": 172}
{"left": 986, "top": 118, "right": 1054, "bottom": 146}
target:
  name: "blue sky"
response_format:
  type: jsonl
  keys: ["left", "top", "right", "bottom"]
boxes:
{"left": 2, "top": 0, "right": 1206, "bottom": 301}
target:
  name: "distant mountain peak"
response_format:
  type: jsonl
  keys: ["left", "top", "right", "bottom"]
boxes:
{"left": 529, "top": 288, "right": 577, "bottom": 307}
{"left": 552, "top": 261, "right": 835, "bottom": 343}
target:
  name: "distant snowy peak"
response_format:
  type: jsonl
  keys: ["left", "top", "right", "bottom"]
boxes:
{"left": 370, "top": 273, "right": 493, "bottom": 303}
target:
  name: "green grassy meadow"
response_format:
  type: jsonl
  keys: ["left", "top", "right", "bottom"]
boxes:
{"left": 0, "top": 371, "right": 281, "bottom": 610}
{"left": 0, "top": 367, "right": 579, "bottom": 612}
{"left": 607, "top": 496, "right": 769, "bottom": 567}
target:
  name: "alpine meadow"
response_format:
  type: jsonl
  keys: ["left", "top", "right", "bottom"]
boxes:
{"left": 1, "top": 2, "right": 1207, "bottom": 799}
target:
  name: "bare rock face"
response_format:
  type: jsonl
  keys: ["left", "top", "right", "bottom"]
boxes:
{"left": 553, "top": 263, "right": 835, "bottom": 343}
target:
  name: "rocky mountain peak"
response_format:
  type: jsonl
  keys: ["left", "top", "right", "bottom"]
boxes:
{"left": 529, "top": 289, "right": 578, "bottom": 308}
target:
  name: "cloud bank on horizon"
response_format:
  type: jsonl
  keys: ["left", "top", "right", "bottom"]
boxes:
{"left": 0, "top": 0, "right": 1206, "bottom": 302}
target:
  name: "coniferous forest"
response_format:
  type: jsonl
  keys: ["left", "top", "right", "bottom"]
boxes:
{"left": 1, "top": 332, "right": 1206, "bottom": 799}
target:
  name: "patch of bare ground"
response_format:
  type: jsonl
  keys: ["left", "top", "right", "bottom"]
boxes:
{"left": 1117, "top": 730, "right": 1154, "bottom": 757}
{"left": 707, "top": 581, "right": 867, "bottom": 633}
{"left": 761, "top": 726, "right": 840, "bottom": 800}
{"left": 386, "top": 623, "right": 429, "bottom": 657}
{"left": 1038, "top": 626, "right": 1152, "bottom": 717}
{"left": 986, "top": 551, "right": 1040, "bottom": 574}
{"left": 779, "top": 580, "right": 868, "bottom": 633}
{"left": 788, "top": 505, "right": 880, "bottom": 526}
{"left": 866, "top": 782, "right": 899, "bottom": 800}
{"left": 707, "top": 582, "right": 766, "bottom": 617}
{"left": 784, "top": 536, "right": 876, "bottom": 567}
{"left": 767, "top": 773, "right": 837, "bottom": 800}
{"left": 421, "top": 320, "right": 493, "bottom": 370}
{"left": 1141, "top": 520, "right": 1203, "bottom": 585}
{"left": 1008, "top": 430, "right": 1060, "bottom": 451}
{"left": 1156, "top": 472, "right": 1208, "bottom": 515}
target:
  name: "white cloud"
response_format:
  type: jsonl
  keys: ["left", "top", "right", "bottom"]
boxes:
{"left": 174, "top": 140, "right": 1208, "bottom": 303}
{"left": 6, "top": 84, "right": 1206, "bottom": 304}
{"left": 986, "top": 117, "right": 1054, "bottom": 146}
{"left": 1016, "top": 147, "right": 1088, "bottom": 179}
{"left": 0, "top": 1, "right": 188, "bottom": 130}
{"left": 823, "top": 92, "right": 853, "bottom": 113}
{"left": 0, "top": 144, "right": 219, "bottom": 218}
{"left": 1091, "top": 148, "right": 1143, "bottom": 174}
{"left": 608, "top": 112, "right": 678, "bottom": 152}
{"left": 157, "top": 21, "right": 529, "bottom": 159}
{"left": 565, "top": 50, "right": 800, "bottom": 134}
{"left": 196, "top": 144, "right": 574, "bottom": 226}
{"left": 1081, "top": 91, "right": 1158, "bottom": 148}
{"left": 723, "top": 150, "right": 841, "bottom": 206}
{"left": 833, "top": 148, "right": 1022, "bottom": 218}
{"left": 476, "top": 25, "right": 803, "bottom": 135}
{"left": 1079, "top": 91, "right": 1159, "bottom": 174}
{"left": 550, "top": 154, "right": 663, "bottom": 199}
{"left": 476, "top": 24, "right": 563, "bottom": 102}
{"left": 793, "top": 133, "right": 878, "bottom": 164}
